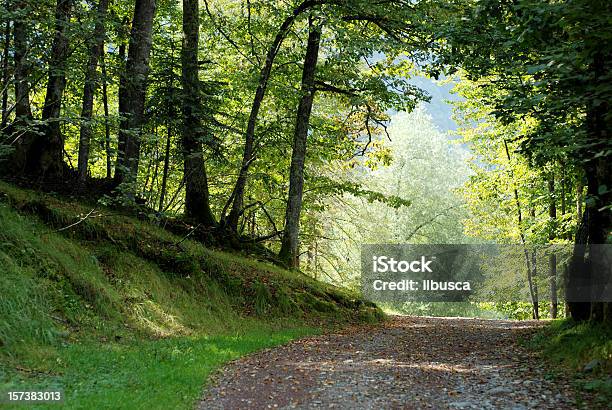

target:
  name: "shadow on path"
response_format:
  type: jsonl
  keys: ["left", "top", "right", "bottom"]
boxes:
{"left": 199, "top": 316, "right": 587, "bottom": 409}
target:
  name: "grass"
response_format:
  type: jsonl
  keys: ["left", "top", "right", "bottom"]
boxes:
{"left": 529, "top": 319, "right": 612, "bottom": 405}
{"left": 0, "top": 181, "right": 382, "bottom": 408}
{"left": 0, "top": 326, "right": 317, "bottom": 409}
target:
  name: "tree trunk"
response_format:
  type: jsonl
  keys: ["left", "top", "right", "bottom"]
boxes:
{"left": 1, "top": 2, "right": 10, "bottom": 128}
{"left": 503, "top": 140, "right": 539, "bottom": 319}
{"left": 113, "top": 0, "right": 156, "bottom": 189}
{"left": 77, "top": 0, "right": 109, "bottom": 183}
{"left": 576, "top": 180, "right": 583, "bottom": 223}
{"left": 158, "top": 123, "right": 171, "bottom": 213}
{"left": 101, "top": 51, "right": 112, "bottom": 179}
{"left": 548, "top": 175, "right": 558, "bottom": 318}
{"left": 13, "top": 0, "right": 31, "bottom": 121}
{"left": 28, "top": 0, "right": 72, "bottom": 179}
{"left": 142, "top": 136, "right": 154, "bottom": 198}
{"left": 223, "top": 0, "right": 322, "bottom": 231}
{"left": 148, "top": 142, "right": 160, "bottom": 205}
{"left": 5, "top": 0, "right": 34, "bottom": 173}
{"left": 278, "top": 19, "right": 321, "bottom": 267}
{"left": 567, "top": 50, "right": 612, "bottom": 322}
{"left": 114, "top": 17, "right": 129, "bottom": 176}
{"left": 181, "top": 0, "right": 216, "bottom": 226}
{"left": 529, "top": 246, "right": 539, "bottom": 320}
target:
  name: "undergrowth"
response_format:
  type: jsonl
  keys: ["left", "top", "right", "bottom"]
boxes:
{"left": 0, "top": 181, "right": 382, "bottom": 408}
{"left": 530, "top": 319, "right": 612, "bottom": 406}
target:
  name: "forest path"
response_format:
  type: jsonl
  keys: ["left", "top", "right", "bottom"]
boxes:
{"left": 198, "top": 317, "right": 584, "bottom": 409}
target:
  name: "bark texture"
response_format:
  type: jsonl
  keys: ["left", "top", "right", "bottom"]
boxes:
{"left": 224, "top": 0, "right": 324, "bottom": 231}
{"left": 566, "top": 51, "right": 612, "bottom": 322}
{"left": 181, "top": 0, "right": 216, "bottom": 226}
{"left": 114, "top": 0, "right": 156, "bottom": 188}
{"left": 548, "top": 175, "right": 558, "bottom": 319}
{"left": 101, "top": 52, "right": 112, "bottom": 179}
{"left": 13, "top": 0, "right": 31, "bottom": 121}
{"left": 5, "top": 0, "right": 34, "bottom": 174}
{"left": 27, "top": 0, "right": 72, "bottom": 179}
{"left": 1, "top": 2, "right": 10, "bottom": 128}
{"left": 278, "top": 20, "right": 321, "bottom": 267}
{"left": 77, "top": 0, "right": 109, "bottom": 183}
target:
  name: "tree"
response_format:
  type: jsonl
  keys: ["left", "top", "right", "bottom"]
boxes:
{"left": 221, "top": 0, "right": 324, "bottom": 231}
{"left": 221, "top": 0, "right": 431, "bottom": 233}
{"left": 114, "top": 0, "right": 156, "bottom": 190}
{"left": 548, "top": 175, "right": 558, "bottom": 319}
{"left": 27, "top": 0, "right": 73, "bottom": 178}
{"left": 308, "top": 108, "right": 469, "bottom": 284}
{"left": 0, "top": 0, "right": 10, "bottom": 129}
{"left": 278, "top": 18, "right": 321, "bottom": 267}
{"left": 181, "top": 0, "right": 216, "bottom": 226}
{"left": 427, "top": 0, "right": 612, "bottom": 322}
{"left": 77, "top": 0, "right": 109, "bottom": 183}
{"left": 12, "top": 0, "right": 32, "bottom": 121}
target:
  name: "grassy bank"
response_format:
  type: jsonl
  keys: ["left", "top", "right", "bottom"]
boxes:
{"left": 1, "top": 327, "right": 317, "bottom": 409}
{"left": 0, "top": 182, "right": 382, "bottom": 409}
{"left": 530, "top": 320, "right": 612, "bottom": 406}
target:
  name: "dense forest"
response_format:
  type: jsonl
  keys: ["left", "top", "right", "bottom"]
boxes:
{"left": 0, "top": 0, "right": 610, "bottom": 325}
{"left": 1, "top": 0, "right": 611, "bottom": 408}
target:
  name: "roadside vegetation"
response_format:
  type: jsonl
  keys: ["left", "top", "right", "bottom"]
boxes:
{"left": 529, "top": 320, "right": 612, "bottom": 406}
{"left": 0, "top": 182, "right": 381, "bottom": 408}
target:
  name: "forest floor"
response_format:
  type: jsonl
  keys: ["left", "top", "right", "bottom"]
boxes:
{"left": 199, "top": 316, "right": 597, "bottom": 409}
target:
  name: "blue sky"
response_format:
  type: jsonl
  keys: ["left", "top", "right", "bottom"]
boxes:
{"left": 409, "top": 76, "right": 459, "bottom": 133}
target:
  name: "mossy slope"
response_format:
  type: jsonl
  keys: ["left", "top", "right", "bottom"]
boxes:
{"left": 0, "top": 181, "right": 381, "bottom": 360}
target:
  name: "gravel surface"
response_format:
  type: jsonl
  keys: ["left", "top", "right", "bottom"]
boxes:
{"left": 198, "top": 316, "right": 589, "bottom": 409}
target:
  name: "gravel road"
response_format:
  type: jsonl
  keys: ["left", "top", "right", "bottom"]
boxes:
{"left": 198, "top": 316, "right": 591, "bottom": 409}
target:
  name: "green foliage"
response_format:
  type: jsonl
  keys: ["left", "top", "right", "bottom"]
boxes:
{"left": 1, "top": 0, "right": 436, "bottom": 248}
{"left": 0, "top": 182, "right": 382, "bottom": 407}
{"left": 427, "top": 0, "right": 612, "bottom": 165}
{"left": 303, "top": 108, "right": 471, "bottom": 284}
{"left": 381, "top": 302, "right": 505, "bottom": 319}
{"left": 492, "top": 302, "right": 565, "bottom": 321}
{"left": 309, "top": 176, "right": 412, "bottom": 209}
{"left": 529, "top": 320, "right": 612, "bottom": 404}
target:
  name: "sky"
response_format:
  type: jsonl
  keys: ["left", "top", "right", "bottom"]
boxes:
{"left": 409, "top": 76, "right": 459, "bottom": 133}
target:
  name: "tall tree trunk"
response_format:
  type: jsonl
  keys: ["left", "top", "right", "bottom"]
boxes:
{"left": 158, "top": 121, "right": 172, "bottom": 212}
{"left": 157, "top": 44, "right": 175, "bottom": 214}
{"left": 28, "top": 0, "right": 72, "bottom": 179}
{"left": 13, "top": 0, "right": 31, "bottom": 121}
{"left": 5, "top": 0, "right": 34, "bottom": 173}
{"left": 222, "top": 0, "right": 322, "bottom": 231}
{"left": 181, "top": 0, "right": 216, "bottom": 226}
{"left": 114, "top": 17, "right": 129, "bottom": 176}
{"left": 101, "top": 51, "right": 112, "bottom": 179}
{"left": 148, "top": 142, "right": 160, "bottom": 205}
{"left": 142, "top": 136, "right": 154, "bottom": 198}
{"left": 529, "top": 205, "right": 539, "bottom": 320}
{"left": 1, "top": 2, "right": 10, "bottom": 129}
{"left": 278, "top": 19, "right": 321, "bottom": 267}
{"left": 77, "top": 0, "right": 109, "bottom": 183}
{"left": 113, "top": 0, "right": 156, "bottom": 189}
{"left": 567, "top": 50, "right": 612, "bottom": 322}
{"left": 503, "top": 140, "right": 539, "bottom": 318}
{"left": 530, "top": 247, "right": 539, "bottom": 320}
{"left": 576, "top": 180, "right": 583, "bottom": 224}
{"left": 548, "top": 175, "right": 558, "bottom": 319}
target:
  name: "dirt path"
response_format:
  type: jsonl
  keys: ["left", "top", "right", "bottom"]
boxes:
{"left": 198, "top": 317, "right": 587, "bottom": 409}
